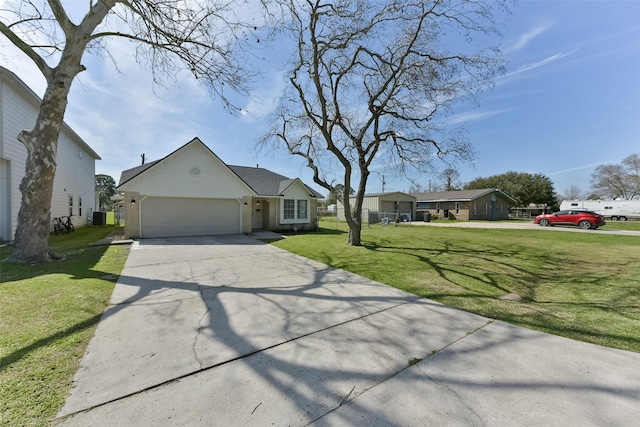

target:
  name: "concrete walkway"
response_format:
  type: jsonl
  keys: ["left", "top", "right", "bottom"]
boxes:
{"left": 57, "top": 235, "right": 640, "bottom": 426}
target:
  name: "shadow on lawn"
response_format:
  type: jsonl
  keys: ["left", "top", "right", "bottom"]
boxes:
{"left": 0, "top": 313, "right": 103, "bottom": 372}
{"left": 0, "top": 227, "right": 122, "bottom": 283}
{"left": 0, "top": 229, "right": 126, "bottom": 373}
{"left": 360, "top": 239, "right": 640, "bottom": 352}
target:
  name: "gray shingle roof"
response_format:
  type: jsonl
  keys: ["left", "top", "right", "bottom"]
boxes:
{"left": 229, "top": 166, "right": 323, "bottom": 198}
{"left": 228, "top": 165, "right": 286, "bottom": 196}
{"left": 118, "top": 160, "right": 159, "bottom": 186}
{"left": 412, "top": 189, "right": 517, "bottom": 203}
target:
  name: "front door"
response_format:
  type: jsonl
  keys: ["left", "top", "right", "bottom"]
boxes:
{"left": 252, "top": 199, "right": 262, "bottom": 229}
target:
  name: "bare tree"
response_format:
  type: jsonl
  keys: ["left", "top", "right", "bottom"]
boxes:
{"left": 439, "top": 167, "right": 461, "bottom": 191}
{"left": 590, "top": 153, "right": 640, "bottom": 200}
{"left": 563, "top": 185, "right": 584, "bottom": 200}
{"left": 263, "top": 0, "right": 507, "bottom": 245}
{"left": 1, "top": 0, "right": 260, "bottom": 262}
{"left": 407, "top": 183, "right": 427, "bottom": 194}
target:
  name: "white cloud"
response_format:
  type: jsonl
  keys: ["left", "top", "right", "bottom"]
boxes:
{"left": 502, "top": 49, "right": 578, "bottom": 80}
{"left": 447, "top": 108, "right": 514, "bottom": 125}
{"left": 504, "top": 22, "right": 554, "bottom": 54}
{"left": 547, "top": 162, "right": 608, "bottom": 177}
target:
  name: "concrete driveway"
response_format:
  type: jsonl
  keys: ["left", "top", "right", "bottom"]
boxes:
{"left": 57, "top": 235, "right": 640, "bottom": 426}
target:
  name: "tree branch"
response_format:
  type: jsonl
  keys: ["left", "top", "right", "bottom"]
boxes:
{"left": 0, "top": 21, "right": 51, "bottom": 77}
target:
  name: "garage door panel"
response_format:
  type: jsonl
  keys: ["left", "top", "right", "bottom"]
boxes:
{"left": 141, "top": 197, "right": 239, "bottom": 238}
{"left": 381, "top": 201, "right": 396, "bottom": 213}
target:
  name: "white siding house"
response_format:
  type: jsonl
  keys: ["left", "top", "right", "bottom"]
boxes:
{"left": 0, "top": 67, "right": 101, "bottom": 242}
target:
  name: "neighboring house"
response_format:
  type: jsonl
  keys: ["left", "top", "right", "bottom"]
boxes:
{"left": 0, "top": 67, "right": 101, "bottom": 242}
{"left": 337, "top": 192, "right": 416, "bottom": 223}
{"left": 116, "top": 137, "right": 323, "bottom": 239}
{"left": 412, "top": 189, "right": 517, "bottom": 221}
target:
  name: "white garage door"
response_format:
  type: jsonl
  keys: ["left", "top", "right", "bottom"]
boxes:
{"left": 141, "top": 197, "right": 240, "bottom": 238}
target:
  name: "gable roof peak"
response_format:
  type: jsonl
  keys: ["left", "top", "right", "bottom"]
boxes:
{"left": 117, "top": 137, "right": 323, "bottom": 198}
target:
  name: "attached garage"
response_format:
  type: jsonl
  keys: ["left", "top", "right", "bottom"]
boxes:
{"left": 140, "top": 197, "right": 240, "bottom": 238}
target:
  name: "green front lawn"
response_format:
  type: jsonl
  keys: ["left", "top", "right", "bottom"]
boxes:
{"left": 274, "top": 220, "right": 640, "bottom": 353}
{"left": 604, "top": 220, "right": 640, "bottom": 231}
{"left": 0, "top": 227, "right": 129, "bottom": 426}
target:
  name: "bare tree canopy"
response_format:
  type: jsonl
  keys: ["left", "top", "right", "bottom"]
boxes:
{"left": 562, "top": 185, "right": 584, "bottom": 201}
{"left": 590, "top": 154, "right": 640, "bottom": 200}
{"left": 1, "top": 0, "right": 262, "bottom": 262}
{"left": 439, "top": 167, "right": 462, "bottom": 191}
{"left": 263, "top": 0, "right": 509, "bottom": 245}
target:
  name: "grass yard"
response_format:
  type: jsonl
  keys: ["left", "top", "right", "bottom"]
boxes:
{"left": 604, "top": 220, "right": 640, "bottom": 231}
{"left": 274, "top": 219, "right": 640, "bottom": 353}
{"left": 0, "top": 226, "right": 129, "bottom": 426}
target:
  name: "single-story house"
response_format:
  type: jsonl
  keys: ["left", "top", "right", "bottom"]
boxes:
{"left": 117, "top": 137, "right": 323, "bottom": 239}
{"left": 0, "top": 67, "right": 100, "bottom": 242}
{"left": 412, "top": 189, "right": 517, "bottom": 221}
{"left": 337, "top": 192, "right": 416, "bottom": 223}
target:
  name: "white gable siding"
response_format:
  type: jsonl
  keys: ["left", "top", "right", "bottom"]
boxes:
{"left": 0, "top": 68, "right": 99, "bottom": 241}
{"left": 118, "top": 142, "right": 254, "bottom": 198}
{"left": 280, "top": 181, "right": 313, "bottom": 225}
{"left": 281, "top": 181, "right": 311, "bottom": 200}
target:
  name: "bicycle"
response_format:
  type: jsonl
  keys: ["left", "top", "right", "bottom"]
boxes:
{"left": 62, "top": 216, "right": 75, "bottom": 233}
{"left": 52, "top": 216, "right": 74, "bottom": 235}
{"left": 52, "top": 217, "right": 65, "bottom": 235}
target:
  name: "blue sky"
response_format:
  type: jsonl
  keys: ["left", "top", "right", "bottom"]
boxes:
{"left": 1, "top": 0, "right": 639, "bottom": 199}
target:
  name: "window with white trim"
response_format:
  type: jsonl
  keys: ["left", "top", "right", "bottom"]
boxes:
{"left": 297, "top": 200, "right": 308, "bottom": 220}
{"left": 79, "top": 196, "right": 83, "bottom": 217}
{"left": 69, "top": 195, "right": 74, "bottom": 216}
{"left": 455, "top": 202, "right": 460, "bottom": 215}
{"left": 283, "top": 199, "right": 309, "bottom": 221}
{"left": 284, "top": 199, "right": 295, "bottom": 220}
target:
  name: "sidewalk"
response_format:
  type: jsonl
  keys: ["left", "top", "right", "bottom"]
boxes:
{"left": 89, "top": 230, "right": 133, "bottom": 246}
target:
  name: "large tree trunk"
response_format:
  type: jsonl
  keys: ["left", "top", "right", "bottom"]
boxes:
{"left": 347, "top": 225, "right": 362, "bottom": 246}
{"left": 8, "top": 69, "right": 75, "bottom": 263}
